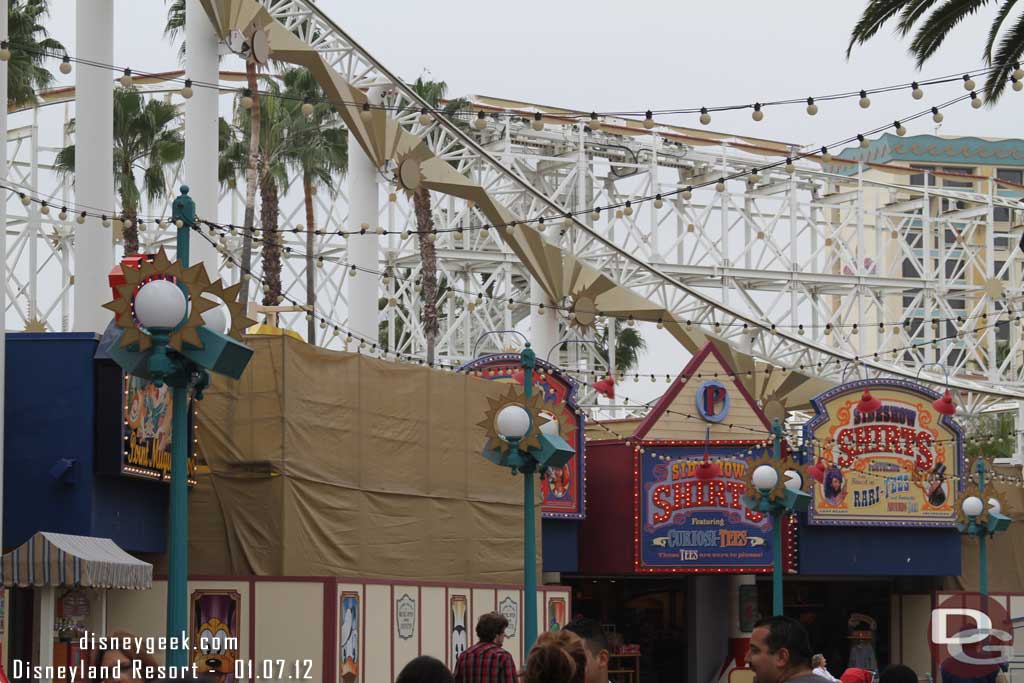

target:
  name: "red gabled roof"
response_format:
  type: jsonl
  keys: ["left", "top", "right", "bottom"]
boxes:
{"left": 631, "top": 342, "right": 773, "bottom": 440}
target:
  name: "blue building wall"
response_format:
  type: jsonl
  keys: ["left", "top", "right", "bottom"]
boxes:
{"left": 3, "top": 333, "right": 167, "bottom": 553}
{"left": 799, "top": 523, "right": 960, "bottom": 576}
{"left": 542, "top": 519, "right": 578, "bottom": 573}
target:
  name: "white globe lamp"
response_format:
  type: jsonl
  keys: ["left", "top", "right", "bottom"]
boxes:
{"left": 496, "top": 405, "right": 531, "bottom": 440}
{"left": 784, "top": 469, "right": 802, "bottom": 492}
{"left": 202, "top": 303, "right": 229, "bottom": 335}
{"left": 752, "top": 465, "right": 779, "bottom": 491}
{"left": 962, "top": 496, "right": 984, "bottom": 518}
{"left": 134, "top": 280, "right": 187, "bottom": 330}
{"left": 988, "top": 498, "right": 1002, "bottom": 516}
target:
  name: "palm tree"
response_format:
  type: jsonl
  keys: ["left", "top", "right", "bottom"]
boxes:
{"left": 8, "top": 0, "right": 64, "bottom": 108}
{"left": 55, "top": 88, "right": 184, "bottom": 255}
{"left": 280, "top": 68, "right": 348, "bottom": 343}
{"left": 848, "top": 0, "right": 1024, "bottom": 103}
{"left": 596, "top": 319, "right": 647, "bottom": 375}
{"left": 163, "top": 0, "right": 187, "bottom": 63}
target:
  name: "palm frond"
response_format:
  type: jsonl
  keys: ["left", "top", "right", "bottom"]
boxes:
{"left": 897, "top": 0, "right": 944, "bottom": 35}
{"left": 986, "top": 6, "right": 1024, "bottom": 102}
{"left": 848, "top": 0, "right": 914, "bottom": 56}
{"left": 983, "top": 0, "right": 1020, "bottom": 61}
{"left": 908, "top": 0, "right": 991, "bottom": 67}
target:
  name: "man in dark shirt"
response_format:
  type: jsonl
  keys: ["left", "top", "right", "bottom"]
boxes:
{"left": 453, "top": 612, "right": 517, "bottom": 683}
{"left": 746, "top": 616, "right": 832, "bottom": 683}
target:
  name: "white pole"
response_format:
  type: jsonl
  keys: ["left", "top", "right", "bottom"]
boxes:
{"left": 184, "top": 0, "right": 220, "bottom": 274}
{"left": 35, "top": 587, "right": 54, "bottom": 682}
{"left": 345, "top": 88, "right": 381, "bottom": 346}
{"left": 73, "top": 1, "right": 115, "bottom": 334}
{"left": 529, "top": 279, "right": 557, "bottom": 364}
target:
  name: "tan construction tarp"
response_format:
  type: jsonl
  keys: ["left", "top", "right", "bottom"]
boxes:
{"left": 191, "top": 335, "right": 542, "bottom": 583}
{"left": 946, "top": 464, "right": 1024, "bottom": 593}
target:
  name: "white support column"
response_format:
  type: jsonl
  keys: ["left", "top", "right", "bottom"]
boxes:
{"left": 184, "top": 0, "right": 220, "bottom": 274}
{"left": 529, "top": 279, "right": 558, "bottom": 364}
{"left": 73, "top": 1, "right": 115, "bottom": 333}
{"left": 0, "top": 0, "right": 8, "bottom": 566}
{"left": 345, "top": 88, "right": 381, "bottom": 346}
{"left": 34, "top": 586, "right": 55, "bottom": 682}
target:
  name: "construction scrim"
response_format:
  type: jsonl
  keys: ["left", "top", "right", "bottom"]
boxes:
{"left": 191, "top": 335, "right": 541, "bottom": 582}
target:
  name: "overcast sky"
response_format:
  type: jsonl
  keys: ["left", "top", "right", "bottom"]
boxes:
{"left": 41, "top": 1, "right": 1024, "bottom": 403}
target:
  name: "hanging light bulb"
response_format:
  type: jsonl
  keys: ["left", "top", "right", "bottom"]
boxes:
{"left": 643, "top": 110, "right": 655, "bottom": 129}
{"left": 101, "top": 216, "right": 111, "bottom": 228}
{"left": 360, "top": 101, "right": 372, "bottom": 122}
{"left": 932, "top": 107, "right": 944, "bottom": 123}
{"left": 76, "top": 212, "right": 86, "bottom": 225}
{"left": 0, "top": 41, "right": 10, "bottom": 62}
{"left": 699, "top": 107, "right": 711, "bottom": 126}
{"left": 39, "top": 203, "right": 49, "bottom": 215}
{"left": 911, "top": 81, "right": 923, "bottom": 99}
{"left": 1013, "top": 77, "right": 1024, "bottom": 92}
{"left": 963, "top": 74, "right": 976, "bottom": 91}
{"left": 241, "top": 88, "right": 253, "bottom": 109}
{"left": 751, "top": 103, "right": 763, "bottom": 121}
{"left": 418, "top": 108, "right": 431, "bottom": 126}
{"left": 970, "top": 91, "right": 983, "bottom": 109}
{"left": 858, "top": 134, "right": 869, "bottom": 149}
{"left": 624, "top": 200, "right": 633, "bottom": 216}
{"left": 591, "top": 207, "right": 600, "bottom": 221}
{"left": 1014, "top": 63, "right": 1024, "bottom": 80}
{"left": 302, "top": 98, "right": 315, "bottom": 117}
{"left": 858, "top": 90, "right": 870, "bottom": 108}
{"left": 179, "top": 78, "right": 194, "bottom": 99}
{"left": 532, "top": 112, "right": 543, "bottom": 131}
{"left": 120, "top": 68, "right": 133, "bottom": 88}
{"left": 58, "top": 208, "right": 67, "bottom": 221}
{"left": 894, "top": 120, "right": 907, "bottom": 136}
{"left": 654, "top": 194, "right": 663, "bottom": 209}
{"left": 821, "top": 146, "right": 832, "bottom": 164}
{"left": 715, "top": 179, "right": 726, "bottom": 192}
{"left": 784, "top": 158, "right": 795, "bottom": 174}
{"left": 59, "top": 55, "right": 71, "bottom": 75}
{"left": 682, "top": 187, "right": 693, "bottom": 200}
{"left": 19, "top": 194, "right": 30, "bottom": 207}
{"left": 805, "top": 97, "right": 817, "bottom": 116}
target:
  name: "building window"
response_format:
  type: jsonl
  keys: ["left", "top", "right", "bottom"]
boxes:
{"left": 997, "top": 168, "right": 1023, "bottom": 185}
{"left": 942, "top": 167, "right": 976, "bottom": 189}
{"left": 910, "top": 165, "right": 934, "bottom": 187}
{"left": 902, "top": 259, "right": 920, "bottom": 278}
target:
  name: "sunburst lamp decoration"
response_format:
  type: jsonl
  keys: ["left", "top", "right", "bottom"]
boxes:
{"left": 477, "top": 342, "right": 573, "bottom": 654}
{"left": 741, "top": 418, "right": 811, "bottom": 616}
{"left": 100, "top": 185, "right": 254, "bottom": 671}
{"left": 957, "top": 456, "right": 1011, "bottom": 596}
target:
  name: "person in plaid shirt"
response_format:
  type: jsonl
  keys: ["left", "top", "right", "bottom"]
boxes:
{"left": 453, "top": 612, "right": 517, "bottom": 683}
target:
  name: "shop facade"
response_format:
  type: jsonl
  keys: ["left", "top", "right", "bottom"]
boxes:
{"left": 575, "top": 343, "right": 965, "bottom": 683}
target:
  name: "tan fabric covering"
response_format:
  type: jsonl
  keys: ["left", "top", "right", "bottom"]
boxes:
{"left": 945, "top": 464, "right": 1024, "bottom": 593}
{"left": 192, "top": 336, "right": 541, "bottom": 582}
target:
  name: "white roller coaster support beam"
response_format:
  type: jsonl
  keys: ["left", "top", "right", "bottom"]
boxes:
{"left": 185, "top": 0, "right": 221, "bottom": 273}
{"left": 73, "top": 1, "right": 114, "bottom": 333}
{"left": 345, "top": 87, "right": 381, "bottom": 346}
{"left": 530, "top": 278, "right": 558, "bottom": 363}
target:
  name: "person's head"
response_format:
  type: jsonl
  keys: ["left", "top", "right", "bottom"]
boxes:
{"left": 396, "top": 656, "right": 454, "bottom": 683}
{"left": 746, "top": 616, "right": 813, "bottom": 683}
{"left": 525, "top": 630, "right": 588, "bottom": 683}
{"left": 879, "top": 665, "right": 917, "bottom": 683}
{"left": 476, "top": 612, "right": 510, "bottom": 645}
{"left": 89, "top": 630, "right": 158, "bottom": 683}
{"left": 563, "top": 618, "right": 609, "bottom": 683}
{"left": 813, "top": 654, "right": 827, "bottom": 669}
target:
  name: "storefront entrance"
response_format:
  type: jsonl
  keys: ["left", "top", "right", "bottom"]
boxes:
{"left": 570, "top": 578, "right": 687, "bottom": 683}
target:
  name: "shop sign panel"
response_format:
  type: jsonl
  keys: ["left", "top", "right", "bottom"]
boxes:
{"left": 802, "top": 379, "right": 964, "bottom": 527}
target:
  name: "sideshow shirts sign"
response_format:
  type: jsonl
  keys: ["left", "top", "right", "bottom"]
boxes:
{"left": 636, "top": 445, "right": 776, "bottom": 571}
{"left": 802, "top": 379, "right": 964, "bottom": 526}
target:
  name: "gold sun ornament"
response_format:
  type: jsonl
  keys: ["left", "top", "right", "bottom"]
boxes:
{"left": 568, "top": 292, "right": 599, "bottom": 334}
{"left": 956, "top": 480, "right": 993, "bottom": 528}
{"left": 102, "top": 247, "right": 215, "bottom": 353}
{"left": 202, "top": 278, "right": 257, "bottom": 341}
{"left": 393, "top": 148, "right": 429, "bottom": 196}
{"left": 541, "top": 397, "right": 575, "bottom": 440}
{"left": 742, "top": 452, "right": 807, "bottom": 504}
{"left": 476, "top": 385, "right": 548, "bottom": 455}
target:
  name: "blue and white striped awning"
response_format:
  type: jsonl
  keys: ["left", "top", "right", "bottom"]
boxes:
{"left": 0, "top": 532, "right": 152, "bottom": 590}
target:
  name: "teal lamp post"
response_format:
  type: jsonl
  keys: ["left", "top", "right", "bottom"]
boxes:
{"left": 102, "top": 187, "right": 254, "bottom": 667}
{"left": 478, "top": 343, "right": 574, "bottom": 653}
{"left": 742, "top": 418, "right": 812, "bottom": 616}
{"left": 957, "top": 457, "right": 1011, "bottom": 596}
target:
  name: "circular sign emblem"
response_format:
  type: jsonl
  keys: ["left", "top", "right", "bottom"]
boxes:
{"left": 929, "top": 593, "right": 1013, "bottom": 680}
{"left": 696, "top": 380, "right": 730, "bottom": 423}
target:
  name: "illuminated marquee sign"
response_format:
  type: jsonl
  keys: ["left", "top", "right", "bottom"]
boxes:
{"left": 121, "top": 373, "right": 196, "bottom": 485}
{"left": 458, "top": 353, "right": 585, "bottom": 519}
{"left": 635, "top": 443, "right": 791, "bottom": 572}
{"left": 802, "top": 379, "right": 964, "bottom": 527}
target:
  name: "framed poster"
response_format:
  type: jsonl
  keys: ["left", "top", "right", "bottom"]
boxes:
{"left": 190, "top": 590, "right": 241, "bottom": 682}
{"left": 395, "top": 594, "right": 416, "bottom": 641}
{"left": 121, "top": 373, "right": 195, "bottom": 484}
{"left": 635, "top": 443, "right": 777, "bottom": 572}
{"left": 802, "top": 379, "right": 964, "bottom": 527}
{"left": 499, "top": 597, "right": 518, "bottom": 638}
{"left": 458, "top": 354, "right": 586, "bottom": 518}
{"left": 547, "top": 597, "right": 566, "bottom": 631}
{"left": 450, "top": 595, "right": 468, "bottom": 666}
{"left": 340, "top": 592, "right": 360, "bottom": 683}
